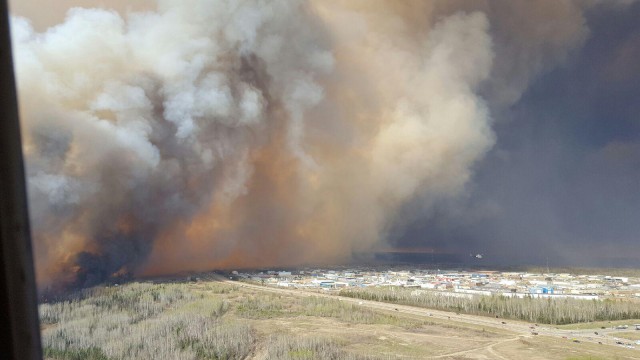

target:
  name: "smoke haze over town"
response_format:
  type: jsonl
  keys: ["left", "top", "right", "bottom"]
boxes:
{"left": 9, "top": 0, "right": 640, "bottom": 290}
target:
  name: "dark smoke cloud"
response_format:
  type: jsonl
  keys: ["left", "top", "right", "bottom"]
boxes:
{"left": 395, "top": 2, "right": 640, "bottom": 268}
{"left": 9, "top": 0, "right": 640, "bottom": 290}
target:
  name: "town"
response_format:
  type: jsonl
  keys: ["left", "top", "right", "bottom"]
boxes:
{"left": 226, "top": 266, "right": 640, "bottom": 301}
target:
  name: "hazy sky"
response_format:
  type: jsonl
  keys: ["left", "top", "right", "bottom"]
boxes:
{"left": 8, "top": 1, "right": 640, "bottom": 289}
{"left": 395, "top": 2, "right": 640, "bottom": 267}
{"left": 9, "top": 0, "right": 155, "bottom": 31}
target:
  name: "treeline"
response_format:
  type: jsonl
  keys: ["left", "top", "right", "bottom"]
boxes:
{"left": 40, "top": 282, "right": 254, "bottom": 360}
{"left": 40, "top": 281, "right": 398, "bottom": 360}
{"left": 339, "top": 287, "right": 640, "bottom": 325}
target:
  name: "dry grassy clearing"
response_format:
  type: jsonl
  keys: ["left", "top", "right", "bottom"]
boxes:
{"left": 40, "top": 279, "right": 640, "bottom": 359}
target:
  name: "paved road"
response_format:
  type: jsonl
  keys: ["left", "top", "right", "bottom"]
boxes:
{"left": 204, "top": 274, "right": 639, "bottom": 351}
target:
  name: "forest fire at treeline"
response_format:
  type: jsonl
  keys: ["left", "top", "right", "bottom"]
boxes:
{"left": 11, "top": 1, "right": 612, "bottom": 291}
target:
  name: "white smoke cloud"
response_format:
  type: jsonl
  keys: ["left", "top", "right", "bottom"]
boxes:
{"left": 9, "top": 0, "right": 611, "bottom": 289}
{"left": 371, "top": 11, "right": 494, "bottom": 205}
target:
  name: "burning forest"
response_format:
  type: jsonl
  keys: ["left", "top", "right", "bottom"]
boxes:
{"left": 10, "top": 0, "right": 636, "bottom": 291}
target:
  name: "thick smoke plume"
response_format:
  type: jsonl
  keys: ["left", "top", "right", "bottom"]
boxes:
{"left": 11, "top": 0, "right": 604, "bottom": 289}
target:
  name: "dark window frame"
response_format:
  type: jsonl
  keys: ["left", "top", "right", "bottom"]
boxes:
{"left": 0, "top": 0, "right": 43, "bottom": 359}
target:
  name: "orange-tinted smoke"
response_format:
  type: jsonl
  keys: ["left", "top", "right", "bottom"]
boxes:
{"left": 10, "top": 0, "right": 603, "bottom": 289}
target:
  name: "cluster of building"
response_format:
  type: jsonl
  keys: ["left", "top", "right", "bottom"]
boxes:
{"left": 228, "top": 267, "right": 640, "bottom": 300}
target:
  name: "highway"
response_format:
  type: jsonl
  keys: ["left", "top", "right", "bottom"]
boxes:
{"left": 204, "top": 273, "right": 640, "bottom": 351}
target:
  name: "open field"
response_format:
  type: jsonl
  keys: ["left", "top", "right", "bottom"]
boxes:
{"left": 616, "top": 331, "right": 640, "bottom": 341}
{"left": 40, "top": 276, "right": 640, "bottom": 359}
